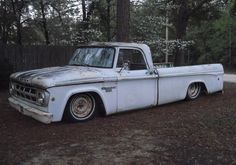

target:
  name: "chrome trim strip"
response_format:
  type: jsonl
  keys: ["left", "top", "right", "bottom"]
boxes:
{"left": 158, "top": 72, "right": 224, "bottom": 78}
{"left": 47, "top": 75, "right": 157, "bottom": 88}
{"left": 118, "top": 75, "right": 158, "bottom": 81}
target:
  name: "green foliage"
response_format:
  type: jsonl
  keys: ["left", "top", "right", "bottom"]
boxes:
{"left": 130, "top": 0, "right": 164, "bottom": 41}
{"left": 188, "top": 1, "right": 236, "bottom": 66}
{"left": 0, "top": 0, "right": 235, "bottom": 66}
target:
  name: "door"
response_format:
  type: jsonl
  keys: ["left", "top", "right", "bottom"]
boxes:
{"left": 116, "top": 48, "right": 157, "bottom": 112}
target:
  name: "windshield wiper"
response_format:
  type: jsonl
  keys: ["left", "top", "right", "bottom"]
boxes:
{"left": 69, "top": 64, "right": 92, "bottom": 67}
{"left": 80, "top": 64, "right": 92, "bottom": 67}
{"left": 69, "top": 64, "right": 80, "bottom": 66}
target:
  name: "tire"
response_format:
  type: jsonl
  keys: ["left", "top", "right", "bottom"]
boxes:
{"left": 64, "top": 93, "right": 96, "bottom": 122}
{"left": 186, "top": 83, "right": 201, "bottom": 100}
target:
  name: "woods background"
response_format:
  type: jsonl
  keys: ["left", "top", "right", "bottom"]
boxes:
{"left": 0, "top": 0, "right": 236, "bottom": 85}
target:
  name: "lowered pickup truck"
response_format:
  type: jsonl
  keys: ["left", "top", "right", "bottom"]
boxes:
{"left": 8, "top": 42, "right": 224, "bottom": 124}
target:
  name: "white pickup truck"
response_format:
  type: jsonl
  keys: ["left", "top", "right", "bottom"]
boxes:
{"left": 8, "top": 42, "right": 224, "bottom": 124}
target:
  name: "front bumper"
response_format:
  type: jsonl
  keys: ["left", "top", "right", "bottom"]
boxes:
{"left": 8, "top": 97, "right": 53, "bottom": 124}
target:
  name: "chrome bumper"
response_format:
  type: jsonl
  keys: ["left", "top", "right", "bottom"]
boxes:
{"left": 8, "top": 97, "right": 53, "bottom": 124}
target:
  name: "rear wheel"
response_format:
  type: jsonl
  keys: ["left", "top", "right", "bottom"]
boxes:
{"left": 186, "top": 83, "right": 201, "bottom": 100}
{"left": 64, "top": 94, "right": 96, "bottom": 122}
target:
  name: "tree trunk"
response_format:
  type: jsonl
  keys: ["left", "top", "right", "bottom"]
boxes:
{"left": 173, "top": 2, "right": 189, "bottom": 66}
{"left": 16, "top": 18, "right": 22, "bottom": 45}
{"left": 116, "top": 0, "right": 130, "bottom": 42}
{"left": 106, "top": 0, "right": 111, "bottom": 41}
{"left": 174, "top": 19, "right": 188, "bottom": 66}
{"left": 1, "top": 0, "right": 9, "bottom": 44}
{"left": 11, "top": 0, "right": 22, "bottom": 45}
{"left": 172, "top": 0, "right": 212, "bottom": 66}
{"left": 40, "top": 0, "right": 50, "bottom": 45}
{"left": 80, "top": 1, "right": 95, "bottom": 42}
{"left": 81, "top": 0, "right": 86, "bottom": 21}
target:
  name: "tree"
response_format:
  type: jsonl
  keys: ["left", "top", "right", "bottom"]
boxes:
{"left": 106, "top": 0, "right": 111, "bottom": 41}
{"left": 116, "top": 0, "right": 130, "bottom": 42}
{"left": 94, "top": 0, "right": 116, "bottom": 41}
{"left": 188, "top": 0, "right": 236, "bottom": 66}
{"left": 130, "top": 0, "right": 164, "bottom": 41}
{"left": 167, "top": 0, "right": 224, "bottom": 66}
{"left": 0, "top": 0, "right": 15, "bottom": 44}
{"left": 11, "top": 0, "right": 28, "bottom": 45}
{"left": 39, "top": 0, "right": 50, "bottom": 45}
{"left": 230, "top": 0, "right": 236, "bottom": 16}
{"left": 82, "top": 0, "right": 86, "bottom": 21}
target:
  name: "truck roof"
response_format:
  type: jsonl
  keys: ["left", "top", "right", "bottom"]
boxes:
{"left": 79, "top": 42, "right": 154, "bottom": 68}
{"left": 88, "top": 42, "right": 147, "bottom": 48}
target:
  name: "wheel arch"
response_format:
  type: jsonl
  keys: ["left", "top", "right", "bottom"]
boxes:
{"left": 84, "top": 92, "right": 106, "bottom": 116}
{"left": 61, "top": 88, "right": 107, "bottom": 120}
{"left": 185, "top": 80, "right": 208, "bottom": 98}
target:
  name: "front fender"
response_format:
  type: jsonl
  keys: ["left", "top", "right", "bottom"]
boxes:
{"left": 47, "top": 83, "right": 112, "bottom": 122}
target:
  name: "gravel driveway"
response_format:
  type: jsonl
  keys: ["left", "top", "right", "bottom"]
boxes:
{"left": 224, "top": 74, "right": 236, "bottom": 83}
{"left": 0, "top": 83, "right": 236, "bottom": 164}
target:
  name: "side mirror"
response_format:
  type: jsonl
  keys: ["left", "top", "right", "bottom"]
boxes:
{"left": 123, "top": 62, "right": 129, "bottom": 70}
{"left": 146, "top": 66, "right": 158, "bottom": 75}
{"left": 119, "top": 61, "right": 130, "bottom": 73}
{"left": 153, "top": 66, "right": 158, "bottom": 75}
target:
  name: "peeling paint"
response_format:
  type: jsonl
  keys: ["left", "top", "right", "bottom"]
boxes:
{"left": 11, "top": 66, "right": 117, "bottom": 88}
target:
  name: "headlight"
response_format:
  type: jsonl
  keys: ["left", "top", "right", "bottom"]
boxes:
{"left": 36, "top": 90, "right": 49, "bottom": 106}
{"left": 9, "top": 82, "right": 15, "bottom": 95}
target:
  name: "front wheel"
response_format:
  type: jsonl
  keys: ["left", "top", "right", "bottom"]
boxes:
{"left": 64, "top": 94, "right": 96, "bottom": 122}
{"left": 186, "top": 83, "right": 201, "bottom": 100}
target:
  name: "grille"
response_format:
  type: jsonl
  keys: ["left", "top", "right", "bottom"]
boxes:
{"left": 13, "top": 83, "right": 37, "bottom": 103}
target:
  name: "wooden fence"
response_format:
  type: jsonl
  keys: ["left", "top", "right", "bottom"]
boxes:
{"left": 0, "top": 45, "right": 77, "bottom": 72}
{"left": 0, "top": 45, "right": 77, "bottom": 88}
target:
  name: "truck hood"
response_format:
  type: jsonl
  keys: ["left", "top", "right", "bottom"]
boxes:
{"left": 10, "top": 66, "right": 117, "bottom": 88}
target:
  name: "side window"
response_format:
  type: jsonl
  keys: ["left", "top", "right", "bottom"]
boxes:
{"left": 117, "top": 49, "right": 147, "bottom": 70}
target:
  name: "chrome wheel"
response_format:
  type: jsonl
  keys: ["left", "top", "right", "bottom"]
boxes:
{"left": 187, "top": 83, "right": 201, "bottom": 100}
{"left": 68, "top": 94, "right": 95, "bottom": 121}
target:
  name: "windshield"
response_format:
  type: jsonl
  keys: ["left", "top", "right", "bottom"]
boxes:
{"left": 69, "top": 47, "right": 115, "bottom": 68}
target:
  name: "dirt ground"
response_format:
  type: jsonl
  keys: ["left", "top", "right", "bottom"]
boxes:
{"left": 0, "top": 83, "right": 236, "bottom": 165}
